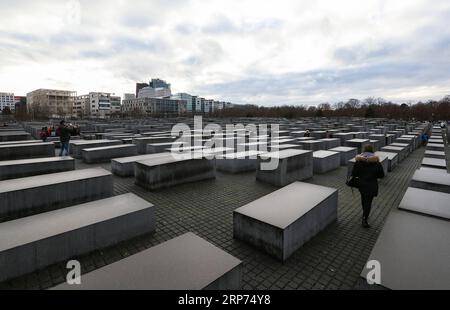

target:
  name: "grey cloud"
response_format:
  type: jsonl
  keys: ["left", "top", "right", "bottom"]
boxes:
{"left": 197, "top": 59, "right": 450, "bottom": 105}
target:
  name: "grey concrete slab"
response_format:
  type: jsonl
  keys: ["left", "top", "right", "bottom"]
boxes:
{"left": 216, "top": 150, "right": 262, "bottom": 173}
{"left": 395, "top": 137, "right": 414, "bottom": 150}
{"left": 313, "top": 151, "right": 340, "bottom": 174}
{"left": 398, "top": 187, "right": 450, "bottom": 219}
{"left": 52, "top": 232, "right": 242, "bottom": 290}
{"left": 374, "top": 151, "right": 398, "bottom": 172}
{"left": 318, "top": 138, "right": 341, "bottom": 149}
{"left": 421, "top": 157, "right": 447, "bottom": 170}
{"left": 111, "top": 152, "right": 172, "bottom": 177}
{"left": 0, "top": 131, "right": 31, "bottom": 142}
{"left": 380, "top": 146, "right": 407, "bottom": 162}
{"left": 418, "top": 166, "right": 448, "bottom": 174}
{"left": 135, "top": 156, "right": 216, "bottom": 190}
{"left": 269, "top": 143, "right": 303, "bottom": 152}
{"left": 0, "top": 140, "right": 42, "bottom": 146}
{"left": 82, "top": 144, "right": 138, "bottom": 163}
{"left": 234, "top": 182, "right": 338, "bottom": 261}
{"left": 256, "top": 149, "right": 313, "bottom": 187}
{"left": 298, "top": 140, "right": 326, "bottom": 151}
{"left": 0, "top": 193, "right": 155, "bottom": 282}
{"left": 369, "top": 140, "right": 381, "bottom": 152}
{"left": 70, "top": 140, "right": 122, "bottom": 159}
{"left": 147, "top": 142, "right": 182, "bottom": 154}
{"left": 368, "top": 134, "right": 387, "bottom": 147}
{"left": 424, "top": 150, "right": 446, "bottom": 159}
{"left": 0, "top": 142, "right": 55, "bottom": 161}
{"left": 0, "top": 168, "right": 113, "bottom": 218}
{"left": 133, "top": 136, "right": 177, "bottom": 154}
{"left": 426, "top": 143, "right": 445, "bottom": 152}
{"left": 410, "top": 169, "right": 450, "bottom": 193}
{"left": 360, "top": 210, "right": 450, "bottom": 289}
{"left": 329, "top": 146, "right": 358, "bottom": 166}
{"left": 331, "top": 132, "right": 354, "bottom": 144}
{"left": 345, "top": 139, "right": 370, "bottom": 153}
{"left": 390, "top": 142, "right": 411, "bottom": 154}
{"left": 0, "top": 156, "right": 75, "bottom": 180}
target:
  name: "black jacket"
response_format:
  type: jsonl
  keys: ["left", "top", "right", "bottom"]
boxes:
{"left": 351, "top": 155, "right": 385, "bottom": 197}
{"left": 59, "top": 125, "right": 74, "bottom": 143}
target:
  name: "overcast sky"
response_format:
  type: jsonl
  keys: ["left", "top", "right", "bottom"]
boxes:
{"left": 1, "top": 0, "right": 449, "bottom": 106}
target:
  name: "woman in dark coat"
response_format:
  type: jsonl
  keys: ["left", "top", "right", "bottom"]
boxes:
{"left": 351, "top": 145, "right": 385, "bottom": 228}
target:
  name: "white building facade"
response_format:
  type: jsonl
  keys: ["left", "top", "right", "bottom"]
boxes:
{"left": 0, "top": 92, "right": 15, "bottom": 112}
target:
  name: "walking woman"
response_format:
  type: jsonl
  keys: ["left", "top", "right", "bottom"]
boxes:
{"left": 351, "top": 145, "right": 385, "bottom": 228}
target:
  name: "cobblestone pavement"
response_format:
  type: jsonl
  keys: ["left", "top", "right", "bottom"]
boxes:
{"left": 0, "top": 147, "right": 425, "bottom": 290}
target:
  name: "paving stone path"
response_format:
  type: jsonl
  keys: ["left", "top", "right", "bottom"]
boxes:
{"left": 0, "top": 147, "right": 425, "bottom": 290}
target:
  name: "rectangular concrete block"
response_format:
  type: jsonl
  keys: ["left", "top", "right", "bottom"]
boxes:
{"left": 0, "top": 142, "right": 55, "bottom": 161}
{"left": 52, "top": 232, "right": 242, "bottom": 290}
{"left": 0, "top": 193, "right": 155, "bottom": 282}
{"left": 329, "top": 146, "right": 358, "bottom": 166}
{"left": 0, "top": 140, "right": 43, "bottom": 147}
{"left": 332, "top": 133, "right": 354, "bottom": 144}
{"left": 360, "top": 210, "right": 450, "bottom": 289}
{"left": 146, "top": 142, "right": 181, "bottom": 154}
{"left": 345, "top": 139, "right": 370, "bottom": 153}
{"left": 421, "top": 157, "right": 447, "bottom": 170}
{"left": 70, "top": 140, "right": 122, "bottom": 159}
{"left": 111, "top": 152, "right": 172, "bottom": 177}
{"left": 0, "top": 156, "right": 75, "bottom": 180}
{"left": 256, "top": 149, "right": 313, "bottom": 187}
{"left": 318, "top": 138, "right": 340, "bottom": 149}
{"left": 426, "top": 143, "right": 445, "bottom": 152}
{"left": 313, "top": 151, "right": 340, "bottom": 174}
{"left": 133, "top": 136, "right": 175, "bottom": 154}
{"left": 0, "top": 131, "right": 31, "bottom": 142}
{"left": 424, "top": 150, "right": 446, "bottom": 159}
{"left": 380, "top": 145, "right": 407, "bottom": 162}
{"left": 399, "top": 187, "right": 450, "bottom": 219}
{"left": 135, "top": 156, "right": 216, "bottom": 190}
{"left": 410, "top": 169, "right": 450, "bottom": 193}
{"left": 298, "top": 140, "right": 326, "bottom": 151}
{"left": 375, "top": 151, "right": 398, "bottom": 172}
{"left": 82, "top": 144, "right": 138, "bottom": 163}
{"left": 234, "top": 182, "right": 338, "bottom": 261}
{"left": 216, "top": 150, "right": 262, "bottom": 173}
{"left": 0, "top": 168, "right": 113, "bottom": 218}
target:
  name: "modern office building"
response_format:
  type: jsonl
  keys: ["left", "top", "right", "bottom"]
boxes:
{"left": 204, "top": 99, "right": 214, "bottom": 114}
{"left": 14, "top": 96, "right": 27, "bottom": 117}
{"left": 123, "top": 93, "right": 136, "bottom": 100}
{"left": 121, "top": 97, "right": 186, "bottom": 117}
{"left": 194, "top": 97, "right": 204, "bottom": 113}
{"left": 138, "top": 86, "right": 171, "bottom": 99}
{"left": 27, "top": 89, "right": 76, "bottom": 117}
{"left": 110, "top": 95, "right": 121, "bottom": 115}
{"left": 0, "top": 92, "right": 15, "bottom": 112}
{"left": 171, "top": 93, "right": 194, "bottom": 112}
{"left": 135, "top": 83, "right": 149, "bottom": 98}
{"left": 135, "top": 78, "right": 171, "bottom": 98}
{"left": 74, "top": 92, "right": 115, "bottom": 119}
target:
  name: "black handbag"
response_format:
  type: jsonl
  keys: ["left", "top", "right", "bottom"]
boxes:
{"left": 346, "top": 176, "right": 359, "bottom": 188}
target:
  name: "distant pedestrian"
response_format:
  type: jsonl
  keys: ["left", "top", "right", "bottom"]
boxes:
{"left": 39, "top": 127, "right": 48, "bottom": 142}
{"left": 58, "top": 120, "right": 76, "bottom": 156}
{"left": 350, "top": 144, "right": 385, "bottom": 228}
{"left": 325, "top": 130, "right": 331, "bottom": 138}
{"left": 421, "top": 133, "right": 429, "bottom": 146}
{"left": 304, "top": 130, "right": 310, "bottom": 137}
